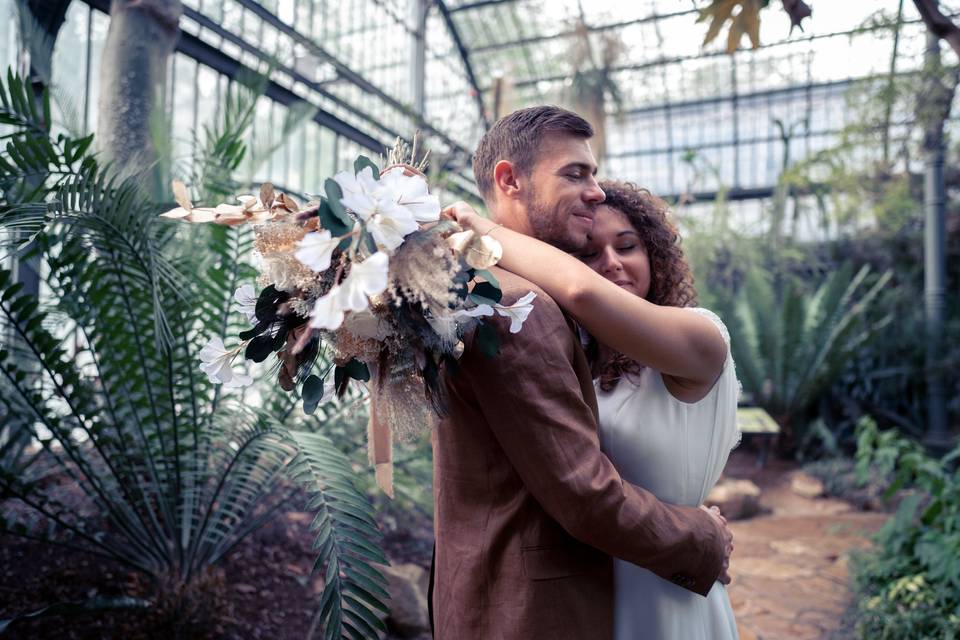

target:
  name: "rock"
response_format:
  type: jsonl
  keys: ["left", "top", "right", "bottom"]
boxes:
{"left": 706, "top": 478, "right": 763, "bottom": 520}
{"left": 377, "top": 563, "right": 430, "bottom": 637}
{"left": 790, "top": 472, "right": 825, "bottom": 499}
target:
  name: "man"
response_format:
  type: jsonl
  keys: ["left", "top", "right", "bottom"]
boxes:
{"left": 431, "top": 106, "right": 732, "bottom": 639}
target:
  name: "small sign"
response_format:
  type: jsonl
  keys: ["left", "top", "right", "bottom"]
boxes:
{"left": 736, "top": 407, "right": 780, "bottom": 434}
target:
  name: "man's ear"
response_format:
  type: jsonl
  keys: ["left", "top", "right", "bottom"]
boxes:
{"left": 493, "top": 160, "right": 521, "bottom": 200}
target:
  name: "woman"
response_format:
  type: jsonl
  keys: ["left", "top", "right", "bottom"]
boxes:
{"left": 447, "top": 180, "right": 740, "bottom": 640}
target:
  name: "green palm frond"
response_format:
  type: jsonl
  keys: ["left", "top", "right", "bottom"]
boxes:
{"left": 1, "top": 69, "right": 389, "bottom": 638}
{"left": 0, "top": 69, "right": 96, "bottom": 201}
{"left": 731, "top": 263, "right": 893, "bottom": 439}
{"left": 285, "top": 429, "right": 389, "bottom": 640}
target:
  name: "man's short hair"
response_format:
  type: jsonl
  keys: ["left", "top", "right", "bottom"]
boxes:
{"left": 472, "top": 106, "right": 593, "bottom": 201}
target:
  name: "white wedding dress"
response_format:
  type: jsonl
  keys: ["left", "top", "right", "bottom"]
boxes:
{"left": 596, "top": 307, "right": 741, "bottom": 640}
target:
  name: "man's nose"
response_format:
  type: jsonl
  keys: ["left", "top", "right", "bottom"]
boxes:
{"left": 583, "top": 176, "right": 605, "bottom": 204}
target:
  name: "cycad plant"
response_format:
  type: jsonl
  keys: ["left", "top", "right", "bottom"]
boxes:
{"left": 0, "top": 70, "right": 388, "bottom": 638}
{"left": 728, "top": 262, "right": 893, "bottom": 448}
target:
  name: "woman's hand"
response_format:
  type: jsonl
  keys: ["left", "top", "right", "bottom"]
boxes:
{"left": 441, "top": 201, "right": 495, "bottom": 234}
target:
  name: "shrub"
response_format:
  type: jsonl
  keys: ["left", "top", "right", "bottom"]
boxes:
{"left": 850, "top": 419, "right": 960, "bottom": 639}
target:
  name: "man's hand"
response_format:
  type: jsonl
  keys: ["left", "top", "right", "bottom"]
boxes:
{"left": 701, "top": 505, "right": 733, "bottom": 585}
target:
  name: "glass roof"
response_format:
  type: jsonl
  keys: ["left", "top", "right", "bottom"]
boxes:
{"left": 437, "top": 0, "right": 960, "bottom": 197}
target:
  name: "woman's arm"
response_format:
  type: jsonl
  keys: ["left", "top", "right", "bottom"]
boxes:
{"left": 444, "top": 203, "right": 727, "bottom": 395}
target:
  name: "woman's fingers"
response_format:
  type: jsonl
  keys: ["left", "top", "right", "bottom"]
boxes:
{"left": 442, "top": 201, "right": 479, "bottom": 224}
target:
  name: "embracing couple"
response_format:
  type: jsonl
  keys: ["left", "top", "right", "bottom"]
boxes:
{"left": 429, "top": 106, "right": 741, "bottom": 640}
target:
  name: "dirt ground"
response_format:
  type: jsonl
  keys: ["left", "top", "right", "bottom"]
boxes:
{"left": 723, "top": 451, "right": 888, "bottom": 640}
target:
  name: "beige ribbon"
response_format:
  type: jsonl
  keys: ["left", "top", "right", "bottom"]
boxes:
{"left": 366, "top": 363, "right": 394, "bottom": 498}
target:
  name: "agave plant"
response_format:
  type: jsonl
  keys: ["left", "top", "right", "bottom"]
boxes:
{"left": 0, "top": 69, "right": 388, "bottom": 638}
{"left": 728, "top": 261, "right": 893, "bottom": 447}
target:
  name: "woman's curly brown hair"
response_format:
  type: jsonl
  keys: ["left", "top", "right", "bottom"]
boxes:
{"left": 590, "top": 180, "right": 697, "bottom": 391}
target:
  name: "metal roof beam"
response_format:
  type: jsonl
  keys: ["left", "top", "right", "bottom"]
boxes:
{"left": 497, "top": 15, "right": 939, "bottom": 91}
{"left": 233, "top": 0, "right": 475, "bottom": 154}
{"left": 434, "top": 0, "right": 491, "bottom": 129}
{"left": 450, "top": 0, "right": 520, "bottom": 14}
{"left": 470, "top": 8, "right": 699, "bottom": 54}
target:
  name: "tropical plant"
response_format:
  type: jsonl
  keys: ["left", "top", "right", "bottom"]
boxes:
{"left": 726, "top": 261, "right": 893, "bottom": 450}
{"left": 0, "top": 69, "right": 388, "bottom": 638}
{"left": 850, "top": 418, "right": 960, "bottom": 639}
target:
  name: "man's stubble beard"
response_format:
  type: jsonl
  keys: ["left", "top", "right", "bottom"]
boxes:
{"left": 522, "top": 189, "right": 587, "bottom": 253}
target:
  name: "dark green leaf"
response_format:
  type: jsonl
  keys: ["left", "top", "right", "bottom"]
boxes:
{"left": 239, "top": 320, "right": 270, "bottom": 341}
{"left": 353, "top": 155, "right": 380, "bottom": 177}
{"left": 474, "top": 269, "right": 500, "bottom": 289}
{"left": 324, "top": 178, "right": 352, "bottom": 227}
{"left": 317, "top": 198, "right": 349, "bottom": 237}
{"left": 245, "top": 334, "right": 276, "bottom": 363}
{"left": 471, "top": 281, "right": 502, "bottom": 303}
{"left": 344, "top": 359, "right": 370, "bottom": 381}
{"left": 302, "top": 374, "right": 325, "bottom": 415}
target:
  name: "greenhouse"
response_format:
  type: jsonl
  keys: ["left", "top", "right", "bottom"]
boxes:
{"left": 0, "top": 0, "right": 957, "bottom": 638}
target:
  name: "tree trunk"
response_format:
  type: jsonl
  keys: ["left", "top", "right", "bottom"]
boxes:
{"left": 919, "top": 30, "right": 955, "bottom": 453}
{"left": 13, "top": 0, "right": 72, "bottom": 300}
{"left": 97, "top": 0, "right": 182, "bottom": 198}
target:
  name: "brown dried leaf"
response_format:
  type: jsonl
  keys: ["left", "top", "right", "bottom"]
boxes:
{"left": 726, "top": 11, "right": 746, "bottom": 53}
{"left": 279, "top": 193, "right": 300, "bottom": 212}
{"left": 260, "top": 182, "right": 275, "bottom": 209}
{"left": 172, "top": 180, "right": 192, "bottom": 211}
{"left": 743, "top": 2, "right": 761, "bottom": 48}
{"left": 701, "top": 0, "right": 738, "bottom": 46}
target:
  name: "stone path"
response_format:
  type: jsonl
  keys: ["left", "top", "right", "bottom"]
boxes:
{"left": 725, "top": 458, "right": 889, "bottom": 640}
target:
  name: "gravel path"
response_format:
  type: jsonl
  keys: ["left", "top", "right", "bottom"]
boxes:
{"left": 726, "top": 460, "right": 888, "bottom": 640}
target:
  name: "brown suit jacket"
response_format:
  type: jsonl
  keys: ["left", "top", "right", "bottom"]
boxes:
{"left": 432, "top": 269, "right": 725, "bottom": 639}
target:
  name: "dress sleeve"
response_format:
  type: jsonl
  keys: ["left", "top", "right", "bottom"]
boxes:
{"left": 686, "top": 307, "right": 742, "bottom": 451}
{"left": 686, "top": 306, "right": 731, "bottom": 351}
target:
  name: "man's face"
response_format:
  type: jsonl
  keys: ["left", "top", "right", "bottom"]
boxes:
{"left": 519, "top": 135, "right": 605, "bottom": 252}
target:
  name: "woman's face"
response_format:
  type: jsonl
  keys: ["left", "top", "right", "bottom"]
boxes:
{"left": 577, "top": 205, "right": 652, "bottom": 299}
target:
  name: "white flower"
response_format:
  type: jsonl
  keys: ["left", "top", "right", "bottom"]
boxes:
{"left": 294, "top": 230, "right": 339, "bottom": 272}
{"left": 309, "top": 286, "right": 346, "bottom": 331}
{"left": 452, "top": 303, "right": 494, "bottom": 321}
{"left": 333, "top": 166, "right": 433, "bottom": 253}
{"left": 365, "top": 202, "right": 419, "bottom": 253}
{"left": 198, "top": 336, "right": 253, "bottom": 387}
{"left": 338, "top": 252, "right": 390, "bottom": 312}
{"left": 379, "top": 167, "right": 441, "bottom": 222}
{"left": 494, "top": 292, "right": 537, "bottom": 333}
{"left": 233, "top": 284, "right": 258, "bottom": 324}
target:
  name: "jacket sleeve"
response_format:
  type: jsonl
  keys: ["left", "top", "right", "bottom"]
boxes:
{"left": 461, "top": 288, "right": 725, "bottom": 596}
